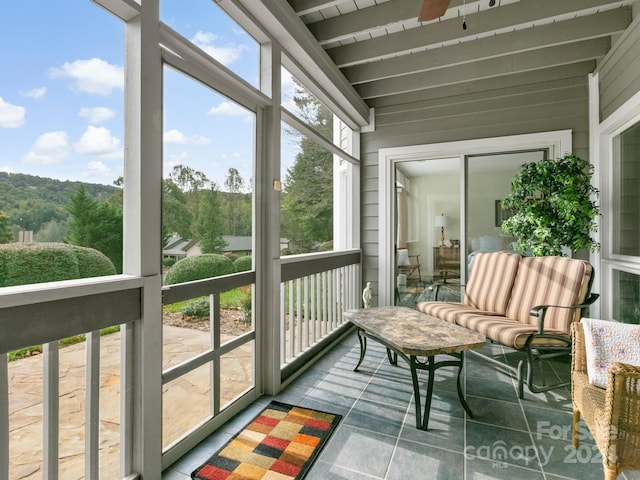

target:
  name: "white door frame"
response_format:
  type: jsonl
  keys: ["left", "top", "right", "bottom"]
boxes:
{"left": 377, "top": 130, "right": 573, "bottom": 306}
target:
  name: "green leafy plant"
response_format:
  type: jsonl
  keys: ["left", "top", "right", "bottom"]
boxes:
{"left": 181, "top": 297, "right": 210, "bottom": 319}
{"left": 163, "top": 254, "right": 234, "bottom": 285}
{"left": 501, "top": 154, "right": 600, "bottom": 257}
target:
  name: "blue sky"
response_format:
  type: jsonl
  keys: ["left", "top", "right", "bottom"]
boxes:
{"left": 0, "top": 0, "right": 300, "bottom": 190}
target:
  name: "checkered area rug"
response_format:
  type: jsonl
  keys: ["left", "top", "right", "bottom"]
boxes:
{"left": 191, "top": 401, "right": 342, "bottom": 480}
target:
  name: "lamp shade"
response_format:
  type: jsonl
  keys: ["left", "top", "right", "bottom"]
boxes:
{"left": 434, "top": 215, "right": 449, "bottom": 227}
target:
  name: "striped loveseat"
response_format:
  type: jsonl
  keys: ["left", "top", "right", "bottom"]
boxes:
{"left": 417, "top": 251, "right": 599, "bottom": 398}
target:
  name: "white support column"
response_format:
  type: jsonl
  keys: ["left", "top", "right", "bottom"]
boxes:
{"left": 122, "top": 0, "right": 163, "bottom": 477}
{"left": 256, "top": 42, "right": 282, "bottom": 395}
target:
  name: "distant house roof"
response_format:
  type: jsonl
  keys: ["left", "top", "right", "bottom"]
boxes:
{"left": 164, "top": 235, "right": 289, "bottom": 258}
{"left": 222, "top": 236, "right": 251, "bottom": 252}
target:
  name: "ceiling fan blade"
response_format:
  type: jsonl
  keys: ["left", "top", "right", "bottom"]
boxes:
{"left": 418, "top": 0, "right": 451, "bottom": 21}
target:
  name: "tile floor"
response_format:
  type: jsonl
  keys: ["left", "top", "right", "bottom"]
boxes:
{"left": 163, "top": 331, "right": 640, "bottom": 480}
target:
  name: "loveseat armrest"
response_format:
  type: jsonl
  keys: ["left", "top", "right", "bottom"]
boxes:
{"left": 530, "top": 292, "right": 600, "bottom": 334}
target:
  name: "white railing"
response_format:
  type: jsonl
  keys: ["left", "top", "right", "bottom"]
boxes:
{"left": 279, "top": 249, "right": 361, "bottom": 367}
{"left": 0, "top": 251, "right": 362, "bottom": 479}
{"left": 0, "top": 275, "right": 147, "bottom": 480}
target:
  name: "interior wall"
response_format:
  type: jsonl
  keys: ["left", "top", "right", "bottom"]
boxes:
{"left": 360, "top": 81, "right": 590, "bottom": 293}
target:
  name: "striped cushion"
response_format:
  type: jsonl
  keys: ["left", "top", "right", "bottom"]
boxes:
{"left": 456, "top": 312, "right": 567, "bottom": 349}
{"left": 505, "top": 256, "right": 592, "bottom": 333}
{"left": 416, "top": 301, "right": 495, "bottom": 324}
{"left": 463, "top": 252, "right": 521, "bottom": 315}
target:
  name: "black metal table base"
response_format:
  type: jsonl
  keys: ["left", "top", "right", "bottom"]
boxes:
{"left": 354, "top": 327, "right": 474, "bottom": 430}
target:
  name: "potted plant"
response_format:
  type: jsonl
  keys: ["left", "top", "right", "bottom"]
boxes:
{"left": 500, "top": 154, "right": 600, "bottom": 257}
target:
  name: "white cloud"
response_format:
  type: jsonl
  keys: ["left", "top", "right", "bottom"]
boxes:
{"left": 0, "top": 97, "right": 26, "bottom": 128}
{"left": 208, "top": 101, "right": 248, "bottom": 116}
{"left": 163, "top": 128, "right": 210, "bottom": 145}
{"left": 280, "top": 68, "right": 298, "bottom": 112}
{"left": 22, "top": 131, "right": 70, "bottom": 165}
{"left": 191, "top": 30, "right": 246, "bottom": 66}
{"left": 0, "top": 167, "right": 13, "bottom": 174}
{"left": 81, "top": 160, "right": 113, "bottom": 179}
{"left": 79, "top": 107, "right": 115, "bottom": 124}
{"left": 22, "top": 87, "right": 47, "bottom": 100}
{"left": 75, "top": 125, "right": 121, "bottom": 156}
{"left": 50, "top": 58, "right": 124, "bottom": 96}
{"left": 221, "top": 152, "right": 242, "bottom": 160}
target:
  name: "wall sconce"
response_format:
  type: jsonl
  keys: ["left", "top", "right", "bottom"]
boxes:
{"left": 434, "top": 213, "right": 450, "bottom": 246}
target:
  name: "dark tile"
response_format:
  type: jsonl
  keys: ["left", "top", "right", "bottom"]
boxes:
{"left": 400, "top": 412, "right": 466, "bottom": 453}
{"left": 467, "top": 398, "right": 528, "bottom": 431}
{"left": 466, "top": 374, "right": 519, "bottom": 403}
{"left": 465, "top": 422, "right": 540, "bottom": 470}
{"left": 305, "top": 460, "right": 383, "bottom": 479}
{"left": 360, "top": 375, "right": 414, "bottom": 407}
{"left": 299, "top": 389, "right": 356, "bottom": 417}
{"left": 386, "top": 439, "right": 465, "bottom": 480}
{"left": 344, "top": 398, "right": 407, "bottom": 436}
{"left": 533, "top": 431, "right": 604, "bottom": 479}
{"left": 465, "top": 456, "right": 544, "bottom": 479}
{"left": 523, "top": 405, "right": 592, "bottom": 445}
{"left": 317, "top": 425, "right": 396, "bottom": 477}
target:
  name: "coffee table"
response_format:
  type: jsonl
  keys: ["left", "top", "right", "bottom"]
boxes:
{"left": 343, "top": 306, "right": 485, "bottom": 430}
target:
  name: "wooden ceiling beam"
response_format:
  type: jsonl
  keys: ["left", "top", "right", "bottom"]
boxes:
{"left": 326, "top": 0, "right": 627, "bottom": 67}
{"left": 356, "top": 38, "right": 609, "bottom": 99}
{"left": 307, "top": 0, "right": 465, "bottom": 44}
{"left": 365, "top": 61, "right": 597, "bottom": 108}
{"left": 342, "top": 8, "right": 630, "bottom": 84}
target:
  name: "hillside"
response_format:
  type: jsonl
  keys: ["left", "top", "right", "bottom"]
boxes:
{"left": 0, "top": 172, "right": 118, "bottom": 236}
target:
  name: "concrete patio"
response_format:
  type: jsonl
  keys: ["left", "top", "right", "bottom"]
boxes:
{"left": 7, "top": 325, "right": 252, "bottom": 479}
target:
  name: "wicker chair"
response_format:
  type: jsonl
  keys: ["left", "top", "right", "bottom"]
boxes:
{"left": 571, "top": 321, "right": 640, "bottom": 480}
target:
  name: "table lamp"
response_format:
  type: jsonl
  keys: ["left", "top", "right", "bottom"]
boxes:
{"left": 434, "top": 214, "right": 449, "bottom": 246}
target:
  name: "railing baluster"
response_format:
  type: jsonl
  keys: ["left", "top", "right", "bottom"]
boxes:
{"left": 43, "top": 341, "right": 59, "bottom": 480}
{"left": 211, "top": 293, "right": 221, "bottom": 416}
{"left": 288, "top": 280, "right": 295, "bottom": 360}
{"left": 1, "top": 353, "right": 8, "bottom": 480}
{"left": 121, "top": 322, "right": 134, "bottom": 477}
{"left": 303, "top": 276, "right": 309, "bottom": 350}
{"left": 310, "top": 274, "right": 317, "bottom": 344}
{"left": 86, "top": 331, "right": 100, "bottom": 479}
{"left": 296, "top": 278, "right": 302, "bottom": 354}
{"left": 280, "top": 283, "right": 287, "bottom": 363}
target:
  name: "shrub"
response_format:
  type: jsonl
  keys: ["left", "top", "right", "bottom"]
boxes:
{"left": 234, "top": 255, "right": 252, "bottom": 273}
{"left": 162, "top": 257, "right": 176, "bottom": 267}
{"left": 164, "top": 254, "right": 235, "bottom": 285}
{"left": 181, "top": 297, "right": 210, "bottom": 319}
{"left": 0, "top": 242, "right": 116, "bottom": 287}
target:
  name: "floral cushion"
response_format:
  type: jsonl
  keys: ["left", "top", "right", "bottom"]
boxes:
{"left": 581, "top": 318, "right": 640, "bottom": 388}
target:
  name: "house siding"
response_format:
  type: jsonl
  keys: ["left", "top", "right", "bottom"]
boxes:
{"left": 360, "top": 78, "right": 591, "bottom": 301}
{"left": 598, "top": 16, "right": 640, "bottom": 122}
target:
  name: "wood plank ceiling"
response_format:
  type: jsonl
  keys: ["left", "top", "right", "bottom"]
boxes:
{"left": 287, "top": 0, "right": 635, "bottom": 110}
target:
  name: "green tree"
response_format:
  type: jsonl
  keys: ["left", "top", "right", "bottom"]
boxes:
{"left": 169, "top": 164, "right": 210, "bottom": 235}
{"left": 0, "top": 211, "right": 13, "bottom": 243}
{"left": 223, "top": 168, "right": 247, "bottom": 236}
{"left": 66, "top": 186, "right": 123, "bottom": 272}
{"left": 35, "top": 220, "right": 68, "bottom": 242}
{"left": 281, "top": 80, "right": 334, "bottom": 252}
{"left": 163, "top": 178, "right": 193, "bottom": 241}
{"left": 196, "top": 188, "right": 226, "bottom": 254}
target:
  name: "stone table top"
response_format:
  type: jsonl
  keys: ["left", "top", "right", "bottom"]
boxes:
{"left": 344, "top": 306, "right": 485, "bottom": 357}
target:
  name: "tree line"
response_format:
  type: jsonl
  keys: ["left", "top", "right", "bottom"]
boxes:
{"left": 0, "top": 81, "right": 337, "bottom": 271}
